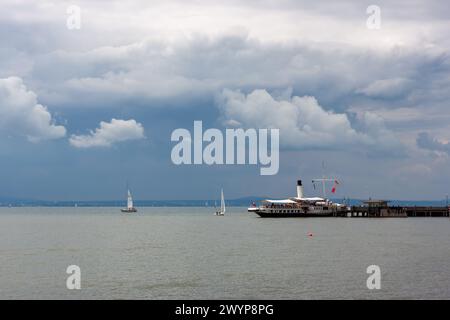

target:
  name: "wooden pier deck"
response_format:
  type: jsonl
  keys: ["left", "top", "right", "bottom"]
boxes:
{"left": 344, "top": 202, "right": 450, "bottom": 218}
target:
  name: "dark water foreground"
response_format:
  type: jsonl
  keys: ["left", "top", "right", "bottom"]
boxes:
{"left": 0, "top": 207, "right": 449, "bottom": 299}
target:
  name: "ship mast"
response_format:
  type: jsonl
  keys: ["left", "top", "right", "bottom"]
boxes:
{"left": 312, "top": 178, "right": 336, "bottom": 199}
{"left": 312, "top": 161, "right": 336, "bottom": 199}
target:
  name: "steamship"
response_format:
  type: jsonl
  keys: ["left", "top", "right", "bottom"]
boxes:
{"left": 248, "top": 180, "right": 349, "bottom": 218}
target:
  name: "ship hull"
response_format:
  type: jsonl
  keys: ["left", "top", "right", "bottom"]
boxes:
{"left": 253, "top": 210, "right": 335, "bottom": 218}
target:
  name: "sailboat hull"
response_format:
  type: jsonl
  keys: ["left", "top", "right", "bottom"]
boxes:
{"left": 121, "top": 208, "right": 137, "bottom": 213}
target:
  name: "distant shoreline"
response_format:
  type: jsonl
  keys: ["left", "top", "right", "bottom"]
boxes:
{"left": 1, "top": 198, "right": 449, "bottom": 208}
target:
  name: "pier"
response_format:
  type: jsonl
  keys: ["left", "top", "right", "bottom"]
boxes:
{"left": 344, "top": 200, "right": 450, "bottom": 218}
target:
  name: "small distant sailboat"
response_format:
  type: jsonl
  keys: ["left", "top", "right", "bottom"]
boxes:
{"left": 121, "top": 189, "right": 137, "bottom": 213}
{"left": 215, "top": 189, "right": 225, "bottom": 216}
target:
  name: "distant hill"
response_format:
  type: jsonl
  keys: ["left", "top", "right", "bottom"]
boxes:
{"left": 0, "top": 197, "right": 448, "bottom": 207}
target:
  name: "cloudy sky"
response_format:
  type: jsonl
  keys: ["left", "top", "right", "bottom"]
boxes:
{"left": 1, "top": 0, "right": 449, "bottom": 201}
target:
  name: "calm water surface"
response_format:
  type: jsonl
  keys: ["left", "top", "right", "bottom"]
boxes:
{"left": 0, "top": 207, "right": 449, "bottom": 299}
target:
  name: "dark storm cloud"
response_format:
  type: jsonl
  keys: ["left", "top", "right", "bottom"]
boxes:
{"left": 417, "top": 132, "right": 450, "bottom": 154}
{"left": 27, "top": 34, "right": 450, "bottom": 114}
{"left": 0, "top": 0, "right": 449, "bottom": 199}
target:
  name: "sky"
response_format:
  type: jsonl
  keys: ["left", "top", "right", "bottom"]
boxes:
{"left": 0, "top": 0, "right": 450, "bottom": 201}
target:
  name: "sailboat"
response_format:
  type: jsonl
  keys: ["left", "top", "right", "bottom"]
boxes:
{"left": 215, "top": 189, "right": 225, "bottom": 216}
{"left": 121, "top": 189, "right": 137, "bottom": 213}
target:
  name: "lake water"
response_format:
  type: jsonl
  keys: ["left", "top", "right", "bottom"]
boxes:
{"left": 0, "top": 207, "right": 449, "bottom": 299}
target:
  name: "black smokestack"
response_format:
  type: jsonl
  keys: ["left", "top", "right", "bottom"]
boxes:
{"left": 297, "top": 180, "right": 304, "bottom": 198}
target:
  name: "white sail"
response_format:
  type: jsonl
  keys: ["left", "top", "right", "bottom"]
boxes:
{"left": 127, "top": 190, "right": 133, "bottom": 209}
{"left": 220, "top": 189, "right": 226, "bottom": 214}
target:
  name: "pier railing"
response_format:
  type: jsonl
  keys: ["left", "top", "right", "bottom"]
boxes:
{"left": 347, "top": 205, "right": 449, "bottom": 218}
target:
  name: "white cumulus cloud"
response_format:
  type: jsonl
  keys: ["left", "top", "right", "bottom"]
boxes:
{"left": 0, "top": 76, "right": 66, "bottom": 142}
{"left": 69, "top": 118, "right": 145, "bottom": 148}
{"left": 218, "top": 88, "right": 403, "bottom": 153}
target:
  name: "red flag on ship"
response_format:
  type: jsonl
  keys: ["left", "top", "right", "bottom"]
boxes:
{"left": 331, "top": 180, "right": 339, "bottom": 193}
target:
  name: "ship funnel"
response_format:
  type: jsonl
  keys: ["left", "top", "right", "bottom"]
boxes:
{"left": 297, "top": 180, "right": 304, "bottom": 199}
